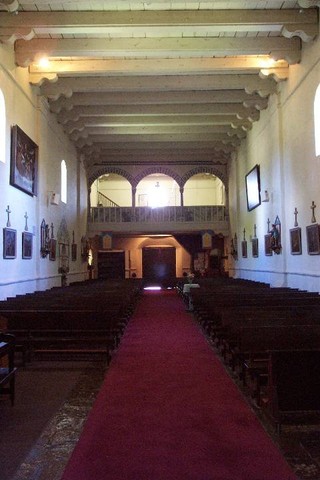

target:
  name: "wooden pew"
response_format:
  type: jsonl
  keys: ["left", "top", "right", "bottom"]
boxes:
{"left": 261, "top": 350, "right": 320, "bottom": 434}
{"left": 228, "top": 325, "right": 320, "bottom": 403}
{"left": 0, "top": 333, "right": 17, "bottom": 405}
{"left": 0, "top": 279, "right": 141, "bottom": 361}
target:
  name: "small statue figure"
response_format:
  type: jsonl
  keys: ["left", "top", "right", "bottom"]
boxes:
{"left": 270, "top": 224, "right": 281, "bottom": 254}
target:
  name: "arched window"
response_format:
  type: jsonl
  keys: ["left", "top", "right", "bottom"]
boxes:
{"left": 61, "top": 160, "right": 67, "bottom": 203}
{"left": 314, "top": 84, "right": 320, "bottom": 156}
{"left": 0, "top": 89, "right": 6, "bottom": 163}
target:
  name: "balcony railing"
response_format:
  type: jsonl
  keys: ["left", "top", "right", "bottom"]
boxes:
{"left": 90, "top": 205, "right": 227, "bottom": 223}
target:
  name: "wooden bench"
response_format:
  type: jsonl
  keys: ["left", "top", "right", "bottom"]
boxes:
{"left": 227, "top": 324, "right": 320, "bottom": 404}
{"left": 0, "top": 279, "right": 142, "bottom": 362}
{"left": 1, "top": 310, "right": 127, "bottom": 362}
{"left": 0, "top": 333, "right": 17, "bottom": 406}
{"left": 262, "top": 350, "right": 320, "bottom": 434}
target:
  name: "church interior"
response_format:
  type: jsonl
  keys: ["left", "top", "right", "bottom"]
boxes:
{"left": 1, "top": 1, "right": 320, "bottom": 479}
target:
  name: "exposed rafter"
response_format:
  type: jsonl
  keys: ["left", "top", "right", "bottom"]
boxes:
{"left": 15, "top": 36, "right": 302, "bottom": 67}
{"left": 1, "top": 9, "right": 318, "bottom": 43}
{"left": 39, "top": 74, "right": 278, "bottom": 101}
{"left": 28, "top": 57, "right": 290, "bottom": 85}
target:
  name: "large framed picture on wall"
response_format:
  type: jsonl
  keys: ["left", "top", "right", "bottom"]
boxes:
{"left": 22, "top": 231, "right": 33, "bottom": 259}
{"left": 3, "top": 228, "right": 17, "bottom": 259}
{"left": 290, "top": 227, "right": 302, "bottom": 255}
{"left": 306, "top": 224, "right": 320, "bottom": 255}
{"left": 245, "top": 165, "right": 261, "bottom": 212}
{"left": 10, "top": 125, "right": 38, "bottom": 196}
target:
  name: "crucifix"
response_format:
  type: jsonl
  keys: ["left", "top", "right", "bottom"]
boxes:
{"left": 243, "top": 228, "right": 246, "bottom": 241}
{"left": 267, "top": 218, "right": 271, "bottom": 233}
{"left": 6, "top": 205, "right": 11, "bottom": 227}
{"left": 24, "top": 212, "right": 28, "bottom": 231}
{"left": 311, "top": 201, "right": 316, "bottom": 223}
{"left": 294, "top": 207, "right": 298, "bottom": 227}
{"left": 253, "top": 224, "right": 257, "bottom": 238}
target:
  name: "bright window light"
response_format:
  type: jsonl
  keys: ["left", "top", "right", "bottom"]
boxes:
{"left": 148, "top": 181, "right": 168, "bottom": 208}
{"left": 0, "top": 90, "right": 5, "bottom": 163}
{"left": 314, "top": 84, "right": 320, "bottom": 156}
{"left": 61, "top": 160, "right": 67, "bottom": 203}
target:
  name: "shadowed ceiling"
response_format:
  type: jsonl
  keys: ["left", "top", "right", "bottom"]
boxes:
{"left": 1, "top": 0, "right": 319, "bottom": 177}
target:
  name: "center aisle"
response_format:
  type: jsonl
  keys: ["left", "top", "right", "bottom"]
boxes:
{"left": 61, "top": 290, "right": 297, "bottom": 480}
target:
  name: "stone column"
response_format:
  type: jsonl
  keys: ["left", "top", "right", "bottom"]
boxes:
{"left": 132, "top": 186, "right": 137, "bottom": 207}
{"left": 87, "top": 186, "right": 91, "bottom": 220}
{"left": 180, "top": 186, "right": 184, "bottom": 207}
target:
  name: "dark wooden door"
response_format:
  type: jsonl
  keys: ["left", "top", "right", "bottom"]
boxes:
{"left": 142, "top": 247, "right": 176, "bottom": 285}
{"left": 97, "top": 251, "right": 125, "bottom": 279}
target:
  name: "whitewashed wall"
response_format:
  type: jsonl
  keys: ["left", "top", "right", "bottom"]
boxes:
{"left": 228, "top": 28, "right": 320, "bottom": 292}
{"left": 0, "top": 44, "right": 88, "bottom": 300}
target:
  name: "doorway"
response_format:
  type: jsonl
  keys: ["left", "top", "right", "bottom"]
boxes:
{"left": 97, "top": 251, "right": 125, "bottom": 279}
{"left": 142, "top": 247, "right": 176, "bottom": 286}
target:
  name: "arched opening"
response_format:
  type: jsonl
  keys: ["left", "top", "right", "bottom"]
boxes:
{"left": 136, "top": 174, "right": 180, "bottom": 207}
{"left": 90, "top": 173, "right": 132, "bottom": 207}
{"left": 61, "top": 160, "right": 67, "bottom": 203}
{"left": 183, "top": 173, "right": 225, "bottom": 206}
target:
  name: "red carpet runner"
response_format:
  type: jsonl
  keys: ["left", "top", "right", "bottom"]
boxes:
{"left": 61, "top": 290, "right": 297, "bottom": 480}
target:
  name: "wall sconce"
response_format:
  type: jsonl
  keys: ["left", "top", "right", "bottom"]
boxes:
{"left": 262, "top": 190, "right": 270, "bottom": 202}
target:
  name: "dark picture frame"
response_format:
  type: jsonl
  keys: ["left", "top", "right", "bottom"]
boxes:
{"left": 290, "top": 227, "right": 302, "bottom": 255}
{"left": 306, "top": 224, "right": 320, "bottom": 255}
{"left": 245, "top": 164, "right": 261, "bottom": 212}
{"left": 22, "top": 232, "right": 33, "bottom": 259}
{"left": 10, "top": 125, "right": 38, "bottom": 196}
{"left": 3, "top": 228, "right": 17, "bottom": 259}
{"left": 264, "top": 234, "right": 272, "bottom": 256}
{"left": 71, "top": 243, "right": 77, "bottom": 261}
{"left": 49, "top": 239, "right": 57, "bottom": 261}
{"left": 252, "top": 238, "right": 259, "bottom": 258}
{"left": 241, "top": 240, "right": 247, "bottom": 258}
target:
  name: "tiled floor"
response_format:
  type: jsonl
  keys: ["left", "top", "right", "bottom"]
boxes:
{"left": 2, "top": 347, "right": 320, "bottom": 480}
{"left": 1, "top": 359, "right": 106, "bottom": 480}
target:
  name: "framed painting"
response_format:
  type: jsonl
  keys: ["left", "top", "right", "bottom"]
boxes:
{"left": 71, "top": 243, "right": 77, "bottom": 261}
{"left": 22, "top": 232, "right": 33, "bottom": 259}
{"left": 49, "top": 239, "right": 57, "bottom": 261}
{"left": 252, "top": 238, "right": 259, "bottom": 258}
{"left": 306, "top": 224, "right": 320, "bottom": 255}
{"left": 241, "top": 240, "right": 247, "bottom": 258}
{"left": 290, "top": 227, "right": 302, "bottom": 255}
{"left": 245, "top": 164, "right": 261, "bottom": 212}
{"left": 10, "top": 125, "right": 38, "bottom": 196}
{"left": 264, "top": 234, "right": 272, "bottom": 256}
{"left": 3, "top": 228, "right": 17, "bottom": 259}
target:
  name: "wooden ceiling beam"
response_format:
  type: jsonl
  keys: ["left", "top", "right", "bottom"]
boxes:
{"left": 49, "top": 90, "right": 270, "bottom": 114}
{"left": 57, "top": 103, "right": 262, "bottom": 124}
{"left": 1, "top": 8, "right": 317, "bottom": 43}
{"left": 75, "top": 133, "right": 242, "bottom": 149}
{"left": 28, "top": 57, "right": 289, "bottom": 85}
{"left": 39, "top": 74, "right": 277, "bottom": 100}
{"left": 14, "top": 36, "right": 301, "bottom": 67}
{"left": 63, "top": 114, "right": 252, "bottom": 134}
{"left": 69, "top": 124, "right": 247, "bottom": 141}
